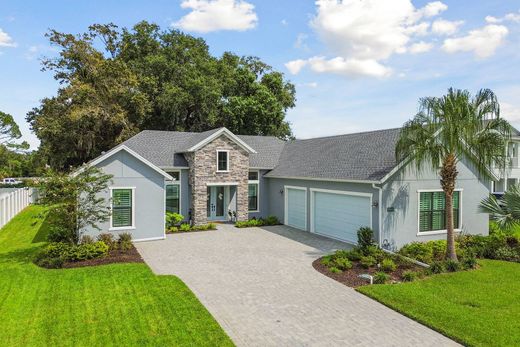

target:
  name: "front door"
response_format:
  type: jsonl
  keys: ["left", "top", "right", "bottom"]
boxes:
{"left": 207, "top": 186, "right": 226, "bottom": 220}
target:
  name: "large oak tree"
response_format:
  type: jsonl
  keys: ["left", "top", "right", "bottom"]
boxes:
{"left": 28, "top": 22, "right": 296, "bottom": 170}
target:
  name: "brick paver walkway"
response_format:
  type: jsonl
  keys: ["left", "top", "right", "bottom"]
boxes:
{"left": 136, "top": 224, "right": 458, "bottom": 347}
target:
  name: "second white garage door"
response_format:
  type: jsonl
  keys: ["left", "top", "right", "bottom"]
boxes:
{"left": 311, "top": 189, "right": 372, "bottom": 244}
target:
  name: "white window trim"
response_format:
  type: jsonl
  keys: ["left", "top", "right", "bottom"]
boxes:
{"left": 284, "top": 185, "right": 307, "bottom": 230}
{"left": 216, "top": 150, "right": 230, "bottom": 172}
{"left": 165, "top": 170, "right": 181, "bottom": 215}
{"left": 109, "top": 187, "right": 136, "bottom": 231}
{"left": 248, "top": 170, "right": 260, "bottom": 213}
{"left": 309, "top": 188, "right": 372, "bottom": 244}
{"left": 416, "top": 188, "right": 463, "bottom": 236}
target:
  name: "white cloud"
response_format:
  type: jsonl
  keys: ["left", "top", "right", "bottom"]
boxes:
{"left": 306, "top": 56, "right": 392, "bottom": 78}
{"left": 442, "top": 24, "right": 508, "bottom": 58}
{"left": 286, "top": 0, "right": 446, "bottom": 77}
{"left": 431, "top": 19, "right": 464, "bottom": 35}
{"left": 281, "top": 19, "right": 288, "bottom": 26}
{"left": 501, "top": 102, "right": 520, "bottom": 123}
{"left": 486, "top": 11, "right": 520, "bottom": 24}
{"left": 285, "top": 59, "right": 308, "bottom": 74}
{"left": 409, "top": 41, "right": 433, "bottom": 54}
{"left": 0, "top": 28, "right": 16, "bottom": 47}
{"left": 416, "top": 1, "right": 447, "bottom": 18}
{"left": 172, "top": 0, "right": 257, "bottom": 33}
{"left": 294, "top": 33, "right": 309, "bottom": 50}
{"left": 299, "top": 82, "right": 318, "bottom": 88}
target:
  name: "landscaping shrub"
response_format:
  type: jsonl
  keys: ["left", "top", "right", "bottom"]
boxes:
{"left": 180, "top": 223, "right": 191, "bottom": 232}
{"left": 373, "top": 271, "right": 390, "bottom": 284}
{"left": 360, "top": 256, "right": 376, "bottom": 269}
{"left": 398, "top": 242, "right": 434, "bottom": 263}
{"left": 263, "top": 215, "right": 280, "bottom": 226}
{"left": 402, "top": 270, "right": 418, "bottom": 282}
{"left": 207, "top": 223, "right": 217, "bottom": 230}
{"left": 430, "top": 240, "right": 447, "bottom": 261}
{"left": 80, "top": 235, "right": 94, "bottom": 245}
{"left": 334, "top": 257, "right": 353, "bottom": 271}
{"left": 67, "top": 242, "right": 109, "bottom": 261}
{"left": 168, "top": 226, "right": 179, "bottom": 233}
{"left": 381, "top": 259, "right": 397, "bottom": 273}
{"left": 345, "top": 249, "right": 362, "bottom": 261}
{"left": 118, "top": 233, "right": 133, "bottom": 251}
{"left": 321, "top": 256, "right": 332, "bottom": 267}
{"left": 444, "top": 259, "right": 461, "bottom": 272}
{"left": 461, "top": 256, "right": 478, "bottom": 270}
{"left": 357, "top": 227, "right": 375, "bottom": 250}
{"left": 492, "top": 246, "right": 520, "bottom": 261}
{"left": 166, "top": 212, "right": 184, "bottom": 229}
{"left": 329, "top": 266, "right": 342, "bottom": 274}
{"left": 97, "top": 233, "right": 116, "bottom": 250}
{"left": 428, "top": 261, "right": 445, "bottom": 274}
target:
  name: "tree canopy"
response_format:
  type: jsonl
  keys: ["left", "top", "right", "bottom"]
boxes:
{"left": 27, "top": 22, "right": 296, "bottom": 170}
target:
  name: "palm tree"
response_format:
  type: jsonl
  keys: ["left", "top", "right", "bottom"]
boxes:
{"left": 479, "top": 185, "right": 520, "bottom": 229}
{"left": 396, "top": 88, "right": 511, "bottom": 261}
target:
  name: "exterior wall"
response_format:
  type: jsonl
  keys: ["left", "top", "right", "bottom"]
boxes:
{"left": 248, "top": 169, "right": 270, "bottom": 220}
{"left": 381, "top": 158, "right": 490, "bottom": 250}
{"left": 164, "top": 168, "right": 190, "bottom": 220}
{"left": 265, "top": 178, "right": 380, "bottom": 244}
{"left": 83, "top": 150, "right": 166, "bottom": 241}
{"left": 185, "top": 135, "right": 249, "bottom": 225}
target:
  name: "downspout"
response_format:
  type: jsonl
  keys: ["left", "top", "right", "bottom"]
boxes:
{"left": 372, "top": 183, "right": 383, "bottom": 248}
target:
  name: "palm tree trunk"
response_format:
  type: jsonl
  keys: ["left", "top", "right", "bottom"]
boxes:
{"left": 441, "top": 153, "right": 458, "bottom": 261}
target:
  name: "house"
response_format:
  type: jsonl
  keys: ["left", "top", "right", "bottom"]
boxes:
{"left": 82, "top": 127, "right": 490, "bottom": 249}
{"left": 491, "top": 126, "right": 520, "bottom": 194}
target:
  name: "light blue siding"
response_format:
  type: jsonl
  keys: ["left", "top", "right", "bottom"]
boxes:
{"left": 286, "top": 188, "right": 307, "bottom": 230}
{"left": 312, "top": 191, "right": 371, "bottom": 244}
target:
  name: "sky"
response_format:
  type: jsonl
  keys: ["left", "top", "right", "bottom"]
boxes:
{"left": 1, "top": 0, "right": 520, "bottom": 149}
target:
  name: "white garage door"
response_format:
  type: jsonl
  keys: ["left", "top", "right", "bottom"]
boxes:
{"left": 285, "top": 187, "right": 307, "bottom": 230}
{"left": 311, "top": 189, "right": 371, "bottom": 244}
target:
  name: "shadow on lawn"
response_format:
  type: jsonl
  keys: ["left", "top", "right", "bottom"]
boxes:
{"left": 31, "top": 209, "right": 52, "bottom": 244}
{"left": 0, "top": 246, "right": 42, "bottom": 266}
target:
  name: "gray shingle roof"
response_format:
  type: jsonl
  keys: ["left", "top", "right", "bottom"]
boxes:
{"left": 264, "top": 128, "right": 401, "bottom": 182}
{"left": 121, "top": 129, "right": 285, "bottom": 169}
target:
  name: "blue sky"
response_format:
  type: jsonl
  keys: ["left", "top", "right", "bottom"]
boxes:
{"left": 1, "top": 0, "right": 520, "bottom": 149}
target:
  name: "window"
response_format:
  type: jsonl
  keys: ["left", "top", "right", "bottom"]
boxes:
{"left": 111, "top": 188, "right": 134, "bottom": 229}
{"left": 248, "top": 171, "right": 259, "bottom": 212}
{"left": 166, "top": 185, "right": 180, "bottom": 213}
{"left": 165, "top": 171, "right": 181, "bottom": 214}
{"left": 248, "top": 184, "right": 258, "bottom": 211}
{"left": 419, "top": 191, "right": 460, "bottom": 233}
{"left": 167, "top": 171, "right": 180, "bottom": 181}
{"left": 217, "top": 151, "right": 229, "bottom": 171}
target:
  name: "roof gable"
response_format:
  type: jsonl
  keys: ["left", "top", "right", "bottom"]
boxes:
{"left": 75, "top": 145, "right": 173, "bottom": 180}
{"left": 186, "top": 127, "right": 257, "bottom": 153}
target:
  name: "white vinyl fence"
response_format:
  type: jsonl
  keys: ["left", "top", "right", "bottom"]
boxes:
{"left": 0, "top": 188, "right": 35, "bottom": 229}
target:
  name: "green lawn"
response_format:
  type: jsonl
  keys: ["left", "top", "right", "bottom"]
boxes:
{"left": 358, "top": 260, "right": 520, "bottom": 347}
{"left": 0, "top": 205, "right": 233, "bottom": 347}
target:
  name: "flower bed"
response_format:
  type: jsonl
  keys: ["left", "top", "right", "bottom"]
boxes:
{"left": 314, "top": 247, "right": 427, "bottom": 287}
{"left": 235, "top": 216, "right": 280, "bottom": 228}
{"left": 34, "top": 232, "right": 138, "bottom": 269}
{"left": 167, "top": 223, "right": 217, "bottom": 234}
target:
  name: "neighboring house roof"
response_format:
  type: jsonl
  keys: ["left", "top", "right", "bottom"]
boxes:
{"left": 121, "top": 128, "right": 285, "bottom": 169}
{"left": 265, "top": 128, "right": 401, "bottom": 182}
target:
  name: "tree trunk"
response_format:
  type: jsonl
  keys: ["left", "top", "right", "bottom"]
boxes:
{"left": 441, "top": 153, "right": 458, "bottom": 261}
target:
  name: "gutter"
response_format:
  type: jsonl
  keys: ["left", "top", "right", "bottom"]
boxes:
{"left": 372, "top": 183, "right": 383, "bottom": 248}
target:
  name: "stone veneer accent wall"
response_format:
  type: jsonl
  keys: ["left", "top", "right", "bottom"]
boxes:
{"left": 184, "top": 135, "right": 250, "bottom": 225}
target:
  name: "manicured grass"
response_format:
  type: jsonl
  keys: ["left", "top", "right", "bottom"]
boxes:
{"left": 0, "top": 205, "right": 233, "bottom": 346}
{"left": 358, "top": 260, "right": 520, "bottom": 346}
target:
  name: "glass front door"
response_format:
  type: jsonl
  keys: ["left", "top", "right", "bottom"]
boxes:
{"left": 207, "top": 186, "right": 227, "bottom": 220}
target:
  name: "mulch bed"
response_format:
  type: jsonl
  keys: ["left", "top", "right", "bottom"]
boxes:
{"left": 62, "top": 245, "right": 143, "bottom": 268}
{"left": 312, "top": 257, "right": 424, "bottom": 288}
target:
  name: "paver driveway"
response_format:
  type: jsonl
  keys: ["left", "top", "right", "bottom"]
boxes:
{"left": 136, "top": 224, "right": 458, "bottom": 347}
